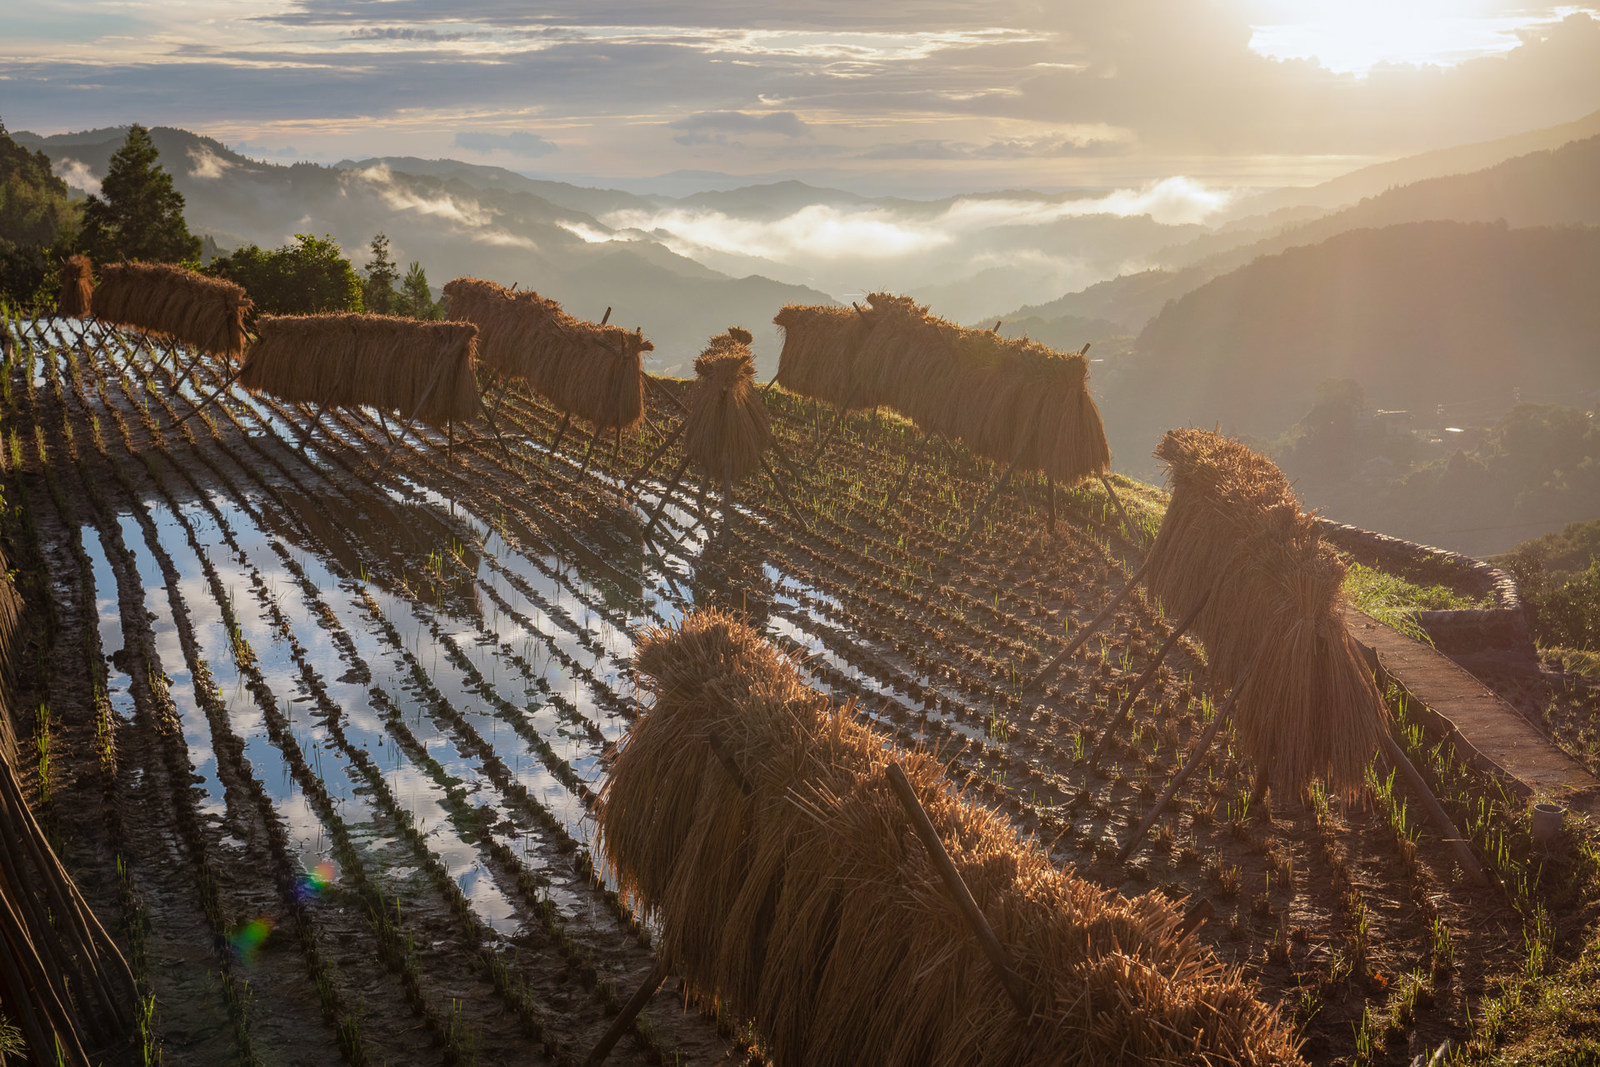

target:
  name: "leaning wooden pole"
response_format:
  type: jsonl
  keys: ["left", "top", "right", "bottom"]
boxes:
{"left": 1099, "top": 474, "right": 1139, "bottom": 543}
{"left": 1086, "top": 587, "right": 1212, "bottom": 769}
{"left": 886, "top": 763, "right": 1032, "bottom": 1020}
{"left": 761, "top": 455, "right": 809, "bottom": 534}
{"left": 584, "top": 957, "right": 671, "bottom": 1067}
{"left": 1118, "top": 655, "right": 1262, "bottom": 863}
{"left": 1381, "top": 733, "right": 1490, "bottom": 886}
{"left": 954, "top": 448, "right": 1026, "bottom": 556}
{"left": 625, "top": 420, "right": 688, "bottom": 492}
{"left": 1027, "top": 558, "right": 1151, "bottom": 695}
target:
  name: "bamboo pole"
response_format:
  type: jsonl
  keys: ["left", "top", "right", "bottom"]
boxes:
{"left": 1381, "top": 733, "right": 1489, "bottom": 886}
{"left": 884, "top": 432, "right": 931, "bottom": 511}
{"left": 625, "top": 420, "right": 687, "bottom": 492}
{"left": 577, "top": 420, "right": 604, "bottom": 479}
{"left": 887, "top": 763, "right": 1032, "bottom": 1020}
{"left": 174, "top": 362, "right": 246, "bottom": 425}
{"left": 643, "top": 453, "right": 694, "bottom": 540}
{"left": 1099, "top": 474, "right": 1139, "bottom": 543}
{"left": 761, "top": 455, "right": 809, "bottom": 534}
{"left": 1118, "top": 652, "right": 1263, "bottom": 863}
{"left": 954, "top": 445, "right": 1027, "bottom": 556}
{"left": 1027, "top": 558, "right": 1151, "bottom": 695}
{"left": 1086, "top": 587, "right": 1212, "bottom": 769}
{"left": 583, "top": 957, "right": 671, "bottom": 1067}
{"left": 550, "top": 412, "right": 573, "bottom": 452}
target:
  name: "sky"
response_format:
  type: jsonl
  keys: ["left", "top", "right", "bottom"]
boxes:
{"left": 4, "top": 1, "right": 1600, "bottom": 196}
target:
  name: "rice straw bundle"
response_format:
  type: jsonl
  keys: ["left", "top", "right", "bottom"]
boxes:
{"left": 1145, "top": 429, "right": 1387, "bottom": 796}
{"left": 771, "top": 303, "right": 882, "bottom": 411}
{"left": 442, "top": 276, "right": 648, "bottom": 431}
{"left": 774, "top": 293, "right": 1111, "bottom": 483}
{"left": 682, "top": 328, "right": 772, "bottom": 485}
{"left": 238, "top": 313, "right": 479, "bottom": 428}
{"left": 90, "top": 262, "right": 251, "bottom": 359}
{"left": 600, "top": 609, "right": 1303, "bottom": 1067}
{"left": 56, "top": 255, "right": 93, "bottom": 319}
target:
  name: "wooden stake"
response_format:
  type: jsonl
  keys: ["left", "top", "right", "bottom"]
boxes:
{"left": 583, "top": 957, "right": 670, "bottom": 1067}
{"left": 1381, "top": 733, "right": 1489, "bottom": 886}
{"left": 625, "top": 420, "right": 687, "bottom": 492}
{"left": 1099, "top": 474, "right": 1138, "bottom": 543}
{"left": 1028, "top": 558, "right": 1151, "bottom": 695}
{"left": 1086, "top": 587, "right": 1211, "bottom": 769}
{"left": 577, "top": 421, "right": 604, "bottom": 479}
{"left": 887, "top": 763, "right": 1032, "bottom": 1020}
{"left": 1118, "top": 652, "right": 1262, "bottom": 863}
{"left": 550, "top": 412, "right": 573, "bottom": 452}
{"left": 644, "top": 453, "right": 694, "bottom": 539}
{"left": 885, "top": 432, "right": 931, "bottom": 510}
{"left": 761, "top": 454, "right": 808, "bottom": 533}
{"left": 955, "top": 446, "right": 1027, "bottom": 556}
{"left": 1046, "top": 477, "right": 1057, "bottom": 534}
{"left": 600, "top": 306, "right": 612, "bottom": 326}
{"left": 174, "top": 362, "right": 247, "bottom": 425}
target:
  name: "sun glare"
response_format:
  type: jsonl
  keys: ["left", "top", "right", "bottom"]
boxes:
{"left": 1248, "top": 1, "right": 1590, "bottom": 74}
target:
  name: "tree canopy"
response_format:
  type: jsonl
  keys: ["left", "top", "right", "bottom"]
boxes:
{"left": 79, "top": 124, "right": 201, "bottom": 265}
{"left": 208, "top": 233, "right": 363, "bottom": 315}
{"left": 0, "top": 118, "right": 80, "bottom": 305}
{"left": 362, "top": 233, "right": 398, "bottom": 315}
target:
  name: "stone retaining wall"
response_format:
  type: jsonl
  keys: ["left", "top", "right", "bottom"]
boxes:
{"left": 1317, "top": 518, "right": 1536, "bottom": 660}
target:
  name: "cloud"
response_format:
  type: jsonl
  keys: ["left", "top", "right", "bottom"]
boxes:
{"left": 51, "top": 157, "right": 100, "bottom": 196}
{"left": 452, "top": 130, "right": 559, "bottom": 156}
{"left": 340, "top": 163, "right": 537, "bottom": 247}
{"left": 861, "top": 132, "right": 1129, "bottom": 159}
{"left": 600, "top": 176, "right": 1230, "bottom": 263}
{"left": 187, "top": 144, "right": 233, "bottom": 179}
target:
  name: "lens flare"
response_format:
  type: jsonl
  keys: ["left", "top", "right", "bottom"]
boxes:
{"left": 228, "top": 917, "right": 273, "bottom": 965}
{"left": 295, "top": 861, "right": 336, "bottom": 904}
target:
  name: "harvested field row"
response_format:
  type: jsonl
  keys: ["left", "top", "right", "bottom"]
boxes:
{"left": 1, "top": 313, "right": 1582, "bottom": 1065}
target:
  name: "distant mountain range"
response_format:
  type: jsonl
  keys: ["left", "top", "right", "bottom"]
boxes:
{"left": 1105, "top": 220, "right": 1600, "bottom": 449}
{"left": 13, "top": 126, "right": 833, "bottom": 373}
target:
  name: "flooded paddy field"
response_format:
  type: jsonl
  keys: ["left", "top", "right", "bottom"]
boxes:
{"left": 1, "top": 315, "right": 1574, "bottom": 1065}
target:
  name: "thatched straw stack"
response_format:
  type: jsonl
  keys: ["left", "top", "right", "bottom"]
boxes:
{"left": 682, "top": 328, "right": 772, "bottom": 485}
{"left": 774, "top": 293, "right": 1110, "bottom": 484}
{"left": 1145, "top": 429, "right": 1387, "bottom": 796}
{"left": 90, "top": 262, "right": 251, "bottom": 359}
{"left": 56, "top": 255, "right": 93, "bottom": 319}
{"left": 771, "top": 303, "right": 882, "bottom": 411}
{"left": 600, "top": 609, "right": 1303, "bottom": 1067}
{"left": 238, "top": 313, "right": 479, "bottom": 428}
{"left": 442, "top": 276, "right": 648, "bottom": 431}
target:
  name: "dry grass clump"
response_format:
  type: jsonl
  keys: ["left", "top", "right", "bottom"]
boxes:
{"left": 239, "top": 313, "right": 479, "bottom": 428}
{"left": 600, "top": 609, "right": 1303, "bottom": 1067}
{"left": 56, "top": 255, "right": 93, "bottom": 319}
{"left": 682, "top": 327, "right": 772, "bottom": 485}
{"left": 773, "top": 292, "right": 1109, "bottom": 483}
{"left": 1145, "top": 428, "right": 1387, "bottom": 797}
{"left": 90, "top": 262, "right": 251, "bottom": 358}
{"left": 442, "top": 276, "right": 648, "bottom": 431}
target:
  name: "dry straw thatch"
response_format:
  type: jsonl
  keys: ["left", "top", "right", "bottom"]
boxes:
{"left": 56, "top": 255, "right": 93, "bottom": 319}
{"left": 774, "top": 292, "right": 1110, "bottom": 484}
{"left": 599, "top": 609, "right": 1303, "bottom": 1067}
{"left": 442, "top": 276, "right": 648, "bottom": 431}
{"left": 238, "top": 313, "right": 480, "bottom": 428}
{"left": 682, "top": 328, "right": 772, "bottom": 485}
{"left": 90, "top": 262, "right": 252, "bottom": 358}
{"left": 1144, "top": 428, "right": 1387, "bottom": 797}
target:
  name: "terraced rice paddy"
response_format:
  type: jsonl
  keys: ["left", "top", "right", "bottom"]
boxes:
{"left": 2, "top": 314, "right": 1576, "bottom": 1064}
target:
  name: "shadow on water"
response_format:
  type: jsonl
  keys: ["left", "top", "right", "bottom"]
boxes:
{"left": 264, "top": 482, "right": 484, "bottom": 621}
{"left": 689, "top": 515, "right": 774, "bottom": 628}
